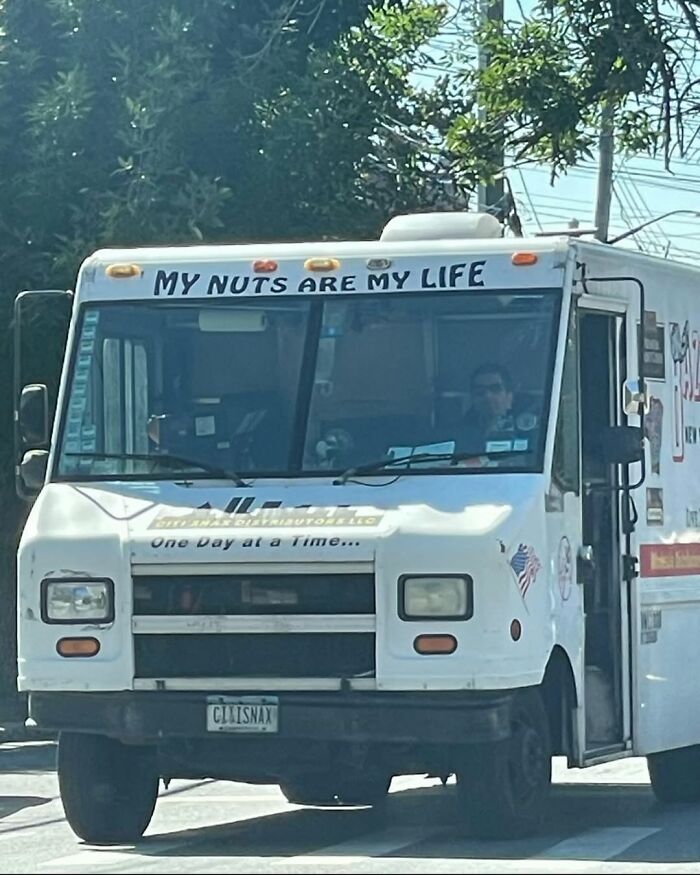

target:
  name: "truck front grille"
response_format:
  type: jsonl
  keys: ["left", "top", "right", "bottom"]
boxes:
{"left": 132, "top": 572, "right": 376, "bottom": 680}
{"left": 133, "top": 632, "right": 375, "bottom": 679}
{"left": 133, "top": 573, "right": 374, "bottom": 616}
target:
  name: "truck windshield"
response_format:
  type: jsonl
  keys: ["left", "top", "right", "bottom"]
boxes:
{"left": 56, "top": 290, "right": 560, "bottom": 480}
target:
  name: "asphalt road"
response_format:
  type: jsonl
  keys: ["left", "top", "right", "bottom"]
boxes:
{"left": 2, "top": 741, "right": 700, "bottom": 873}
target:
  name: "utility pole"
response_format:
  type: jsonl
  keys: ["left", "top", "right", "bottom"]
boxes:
{"left": 594, "top": 101, "right": 615, "bottom": 242}
{"left": 477, "top": 0, "right": 504, "bottom": 215}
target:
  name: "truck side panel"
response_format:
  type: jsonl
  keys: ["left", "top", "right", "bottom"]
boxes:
{"left": 577, "top": 243, "right": 700, "bottom": 754}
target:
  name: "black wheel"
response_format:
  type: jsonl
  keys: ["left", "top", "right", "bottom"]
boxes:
{"left": 58, "top": 732, "right": 159, "bottom": 844}
{"left": 280, "top": 771, "right": 390, "bottom": 806}
{"left": 457, "top": 688, "right": 552, "bottom": 839}
{"left": 648, "top": 745, "right": 700, "bottom": 803}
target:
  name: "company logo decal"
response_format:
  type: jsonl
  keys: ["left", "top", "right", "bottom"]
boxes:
{"left": 149, "top": 501, "right": 383, "bottom": 530}
{"left": 557, "top": 536, "right": 573, "bottom": 601}
{"left": 640, "top": 543, "right": 700, "bottom": 577}
{"left": 669, "top": 319, "right": 700, "bottom": 463}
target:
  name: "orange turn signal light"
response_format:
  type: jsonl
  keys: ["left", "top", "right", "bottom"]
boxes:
{"left": 511, "top": 252, "right": 538, "bottom": 266}
{"left": 413, "top": 634, "right": 457, "bottom": 655}
{"left": 56, "top": 637, "right": 101, "bottom": 658}
{"left": 304, "top": 257, "right": 340, "bottom": 272}
{"left": 105, "top": 263, "right": 142, "bottom": 278}
{"left": 253, "top": 259, "right": 278, "bottom": 273}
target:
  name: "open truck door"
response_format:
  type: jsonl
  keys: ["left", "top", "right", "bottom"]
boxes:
{"left": 574, "top": 275, "right": 646, "bottom": 762}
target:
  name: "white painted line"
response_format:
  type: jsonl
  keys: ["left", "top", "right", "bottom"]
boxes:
{"left": 359, "top": 857, "right": 608, "bottom": 874}
{"left": 39, "top": 825, "right": 661, "bottom": 872}
{"left": 283, "top": 826, "right": 440, "bottom": 865}
{"left": 38, "top": 841, "right": 182, "bottom": 869}
{"left": 538, "top": 826, "right": 660, "bottom": 861}
{"left": 39, "top": 850, "right": 135, "bottom": 869}
{"left": 39, "top": 803, "right": 293, "bottom": 869}
{"left": 44, "top": 816, "right": 380, "bottom": 871}
{"left": 279, "top": 826, "right": 659, "bottom": 872}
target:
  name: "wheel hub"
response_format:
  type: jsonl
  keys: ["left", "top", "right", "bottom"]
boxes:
{"left": 511, "top": 723, "right": 545, "bottom": 796}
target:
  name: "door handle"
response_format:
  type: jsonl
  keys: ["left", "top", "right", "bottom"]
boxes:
{"left": 577, "top": 544, "right": 595, "bottom": 584}
{"left": 578, "top": 545, "right": 594, "bottom": 563}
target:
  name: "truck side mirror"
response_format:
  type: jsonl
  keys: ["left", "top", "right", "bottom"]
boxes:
{"left": 18, "top": 449, "right": 49, "bottom": 496}
{"left": 19, "top": 384, "right": 49, "bottom": 446}
{"left": 14, "top": 289, "right": 72, "bottom": 499}
{"left": 622, "top": 379, "right": 650, "bottom": 416}
{"left": 601, "top": 425, "right": 644, "bottom": 465}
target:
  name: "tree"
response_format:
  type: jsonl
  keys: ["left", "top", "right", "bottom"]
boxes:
{"left": 0, "top": 0, "right": 464, "bottom": 701}
{"left": 447, "top": 0, "right": 700, "bottom": 186}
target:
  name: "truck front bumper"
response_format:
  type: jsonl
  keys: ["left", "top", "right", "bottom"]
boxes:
{"left": 29, "top": 689, "right": 511, "bottom": 745}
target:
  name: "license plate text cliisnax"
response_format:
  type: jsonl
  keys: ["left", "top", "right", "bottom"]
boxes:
{"left": 206, "top": 696, "right": 279, "bottom": 733}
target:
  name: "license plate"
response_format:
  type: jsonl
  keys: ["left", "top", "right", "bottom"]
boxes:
{"left": 206, "top": 696, "right": 279, "bottom": 733}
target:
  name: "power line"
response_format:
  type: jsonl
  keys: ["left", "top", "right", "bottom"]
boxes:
{"left": 616, "top": 172, "right": 668, "bottom": 253}
{"left": 515, "top": 168, "right": 543, "bottom": 231}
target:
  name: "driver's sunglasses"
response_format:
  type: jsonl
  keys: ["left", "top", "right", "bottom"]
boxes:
{"left": 473, "top": 381, "right": 506, "bottom": 396}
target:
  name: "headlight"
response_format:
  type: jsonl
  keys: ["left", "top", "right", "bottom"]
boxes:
{"left": 41, "top": 579, "right": 114, "bottom": 624}
{"left": 400, "top": 575, "right": 472, "bottom": 620}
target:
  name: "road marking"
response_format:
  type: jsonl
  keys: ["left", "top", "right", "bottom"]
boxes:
{"left": 29, "top": 823, "right": 664, "bottom": 872}
{"left": 38, "top": 802, "right": 292, "bottom": 870}
{"left": 40, "top": 826, "right": 430, "bottom": 872}
{"left": 340, "top": 829, "right": 662, "bottom": 875}
{"left": 283, "top": 826, "right": 441, "bottom": 865}
{"left": 279, "top": 825, "right": 659, "bottom": 871}
{"left": 38, "top": 841, "right": 183, "bottom": 869}
{"left": 42, "top": 843, "right": 237, "bottom": 871}
{"left": 537, "top": 826, "right": 660, "bottom": 861}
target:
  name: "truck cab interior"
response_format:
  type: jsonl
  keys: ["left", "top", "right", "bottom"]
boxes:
{"left": 58, "top": 292, "right": 560, "bottom": 480}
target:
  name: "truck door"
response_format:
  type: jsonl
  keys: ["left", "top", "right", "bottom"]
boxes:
{"left": 579, "top": 310, "right": 628, "bottom": 752}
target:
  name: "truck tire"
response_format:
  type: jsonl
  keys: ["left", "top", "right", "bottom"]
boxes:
{"left": 648, "top": 745, "right": 700, "bottom": 803}
{"left": 456, "top": 688, "right": 552, "bottom": 839}
{"left": 58, "top": 732, "right": 159, "bottom": 844}
{"left": 280, "top": 772, "right": 390, "bottom": 806}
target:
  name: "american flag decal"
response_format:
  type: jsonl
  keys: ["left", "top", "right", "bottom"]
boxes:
{"left": 509, "top": 543, "right": 541, "bottom": 597}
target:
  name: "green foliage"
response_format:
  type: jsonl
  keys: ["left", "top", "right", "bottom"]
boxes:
{"left": 448, "top": 0, "right": 695, "bottom": 183}
{"left": 247, "top": 2, "right": 463, "bottom": 239}
{"left": 0, "top": 0, "right": 462, "bottom": 696}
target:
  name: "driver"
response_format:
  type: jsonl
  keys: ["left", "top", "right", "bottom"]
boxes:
{"left": 460, "top": 363, "right": 537, "bottom": 454}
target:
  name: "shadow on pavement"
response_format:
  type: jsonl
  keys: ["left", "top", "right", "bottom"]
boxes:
{"left": 0, "top": 741, "right": 55, "bottom": 775}
{"left": 0, "top": 795, "right": 52, "bottom": 821}
{"left": 69, "top": 779, "right": 700, "bottom": 865}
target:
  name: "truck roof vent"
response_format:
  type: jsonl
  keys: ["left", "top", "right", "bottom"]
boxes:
{"left": 380, "top": 212, "right": 503, "bottom": 242}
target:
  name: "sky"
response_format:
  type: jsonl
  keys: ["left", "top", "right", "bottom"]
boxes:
{"left": 513, "top": 155, "right": 700, "bottom": 260}
{"left": 423, "top": 0, "right": 700, "bottom": 261}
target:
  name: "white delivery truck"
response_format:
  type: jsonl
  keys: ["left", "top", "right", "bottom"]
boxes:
{"left": 14, "top": 212, "right": 700, "bottom": 842}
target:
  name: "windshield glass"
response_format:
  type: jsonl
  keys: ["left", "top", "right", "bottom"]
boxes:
{"left": 56, "top": 291, "right": 560, "bottom": 480}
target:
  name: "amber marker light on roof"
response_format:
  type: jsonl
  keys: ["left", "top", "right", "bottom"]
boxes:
{"left": 105, "top": 263, "right": 142, "bottom": 278}
{"left": 304, "top": 257, "right": 340, "bottom": 272}
{"left": 511, "top": 252, "right": 538, "bottom": 266}
{"left": 253, "top": 259, "right": 278, "bottom": 273}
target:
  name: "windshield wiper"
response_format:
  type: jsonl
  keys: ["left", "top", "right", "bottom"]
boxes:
{"left": 64, "top": 451, "right": 250, "bottom": 488}
{"left": 333, "top": 449, "right": 530, "bottom": 485}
